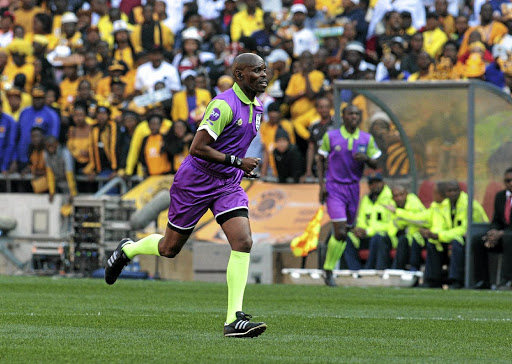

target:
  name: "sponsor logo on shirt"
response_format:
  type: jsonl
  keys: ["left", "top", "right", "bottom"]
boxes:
{"left": 35, "top": 117, "right": 43, "bottom": 125}
{"left": 334, "top": 145, "right": 341, "bottom": 151}
{"left": 255, "top": 113, "right": 262, "bottom": 131}
{"left": 209, "top": 108, "right": 221, "bottom": 121}
{"left": 236, "top": 118, "right": 243, "bottom": 126}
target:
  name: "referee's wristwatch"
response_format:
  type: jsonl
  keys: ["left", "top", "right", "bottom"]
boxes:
{"left": 234, "top": 157, "right": 243, "bottom": 168}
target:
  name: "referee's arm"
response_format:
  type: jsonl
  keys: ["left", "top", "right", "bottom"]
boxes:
{"left": 190, "top": 131, "right": 230, "bottom": 165}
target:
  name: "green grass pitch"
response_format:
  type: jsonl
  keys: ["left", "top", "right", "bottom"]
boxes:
{"left": 1, "top": 276, "right": 511, "bottom": 363}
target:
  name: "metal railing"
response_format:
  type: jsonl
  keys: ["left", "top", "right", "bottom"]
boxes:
{"left": 0, "top": 173, "right": 143, "bottom": 193}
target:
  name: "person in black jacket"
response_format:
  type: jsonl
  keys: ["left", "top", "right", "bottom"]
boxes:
{"left": 472, "top": 167, "right": 512, "bottom": 290}
{"left": 273, "top": 128, "right": 304, "bottom": 183}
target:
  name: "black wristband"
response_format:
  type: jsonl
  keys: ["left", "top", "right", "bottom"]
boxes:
{"left": 224, "top": 154, "right": 235, "bottom": 166}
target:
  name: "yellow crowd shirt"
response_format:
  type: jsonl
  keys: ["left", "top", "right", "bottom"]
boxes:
{"left": 59, "top": 77, "right": 82, "bottom": 109}
{"left": 260, "top": 120, "right": 295, "bottom": 176}
{"left": 3, "top": 62, "right": 35, "bottom": 91}
{"left": 52, "top": 14, "right": 62, "bottom": 37}
{"left": 285, "top": 70, "right": 325, "bottom": 120}
{"left": 96, "top": 75, "right": 134, "bottom": 99}
{"left": 98, "top": 13, "right": 131, "bottom": 47}
{"left": 131, "top": 22, "right": 174, "bottom": 53}
{"left": 26, "top": 32, "right": 59, "bottom": 50}
{"left": 316, "top": 0, "right": 343, "bottom": 17}
{"left": 113, "top": 47, "right": 134, "bottom": 70}
{"left": 83, "top": 71, "right": 104, "bottom": 93}
{"left": 1, "top": 91, "right": 32, "bottom": 121}
{"left": 60, "top": 32, "right": 84, "bottom": 51}
{"left": 67, "top": 126, "right": 92, "bottom": 164}
{"left": 143, "top": 134, "right": 172, "bottom": 175}
{"left": 230, "top": 8, "right": 264, "bottom": 42}
{"left": 125, "top": 119, "right": 172, "bottom": 175}
{"left": 14, "top": 7, "right": 44, "bottom": 33}
{"left": 423, "top": 28, "right": 449, "bottom": 59}
{"left": 171, "top": 88, "right": 212, "bottom": 123}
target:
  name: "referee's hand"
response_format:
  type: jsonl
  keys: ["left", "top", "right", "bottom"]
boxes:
{"left": 240, "top": 157, "right": 261, "bottom": 174}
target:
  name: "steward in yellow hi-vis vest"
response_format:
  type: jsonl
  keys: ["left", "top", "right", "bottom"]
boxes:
{"left": 385, "top": 186, "right": 426, "bottom": 271}
{"left": 426, "top": 183, "right": 488, "bottom": 288}
{"left": 390, "top": 181, "right": 488, "bottom": 288}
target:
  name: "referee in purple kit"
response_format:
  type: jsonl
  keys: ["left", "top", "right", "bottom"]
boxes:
{"left": 105, "top": 53, "right": 268, "bottom": 338}
{"left": 317, "top": 105, "right": 381, "bottom": 287}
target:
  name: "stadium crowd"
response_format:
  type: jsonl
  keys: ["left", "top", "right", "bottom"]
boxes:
{"left": 0, "top": 0, "right": 511, "bottom": 288}
{"left": 3, "top": 0, "right": 512, "bottom": 194}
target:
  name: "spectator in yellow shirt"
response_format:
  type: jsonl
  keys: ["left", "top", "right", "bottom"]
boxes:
{"left": 29, "top": 13, "right": 59, "bottom": 51}
{"left": 5, "top": 39, "right": 35, "bottom": 91}
{"left": 14, "top": 0, "right": 44, "bottom": 34}
{"left": 98, "top": 6, "right": 131, "bottom": 48}
{"left": 82, "top": 51, "right": 104, "bottom": 93}
{"left": 13, "top": 24, "right": 25, "bottom": 40}
{"left": 105, "top": 78, "right": 127, "bottom": 123}
{"left": 139, "top": 114, "right": 172, "bottom": 176}
{"left": 59, "top": 58, "right": 82, "bottom": 109}
{"left": 112, "top": 19, "right": 136, "bottom": 70}
{"left": 285, "top": 50, "right": 324, "bottom": 132}
{"left": 171, "top": 70, "right": 212, "bottom": 132}
{"left": 458, "top": 3, "right": 507, "bottom": 57}
{"left": 67, "top": 102, "right": 93, "bottom": 173}
{"left": 131, "top": 3, "right": 174, "bottom": 53}
{"left": 422, "top": 12, "right": 448, "bottom": 59}
{"left": 61, "top": 79, "right": 99, "bottom": 122}
{"left": 230, "top": 0, "right": 264, "bottom": 42}
{"left": 401, "top": 11, "right": 417, "bottom": 36}
{"left": 3, "top": 87, "right": 31, "bottom": 121}
{"left": 435, "top": 0, "right": 455, "bottom": 37}
{"left": 124, "top": 104, "right": 172, "bottom": 176}
{"left": 96, "top": 61, "right": 131, "bottom": 100}
{"left": 316, "top": 0, "right": 343, "bottom": 17}
{"left": 51, "top": 0, "right": 67, "bottom": 38}
{"left": 60, "top": 12, "right": 84, "bottom": 51}
{"left": 260, "top": 102, "right": 296, "bottom": 179}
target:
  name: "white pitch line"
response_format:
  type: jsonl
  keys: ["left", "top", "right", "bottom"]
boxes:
{"left": 2, "top": 312, "right": 511, "bottom": 322}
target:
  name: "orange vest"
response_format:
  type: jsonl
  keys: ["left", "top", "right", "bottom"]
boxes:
{"left": 143, "top": 134, "right": 171, "bottom": 175}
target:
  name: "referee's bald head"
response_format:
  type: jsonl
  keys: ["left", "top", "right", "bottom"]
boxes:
{"left": 233, "top": 53, "right": 265, "bottom": 79}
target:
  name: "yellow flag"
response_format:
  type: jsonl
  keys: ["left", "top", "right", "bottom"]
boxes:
{"left": 290, "top": 207, "right": 324, "bottom": 257}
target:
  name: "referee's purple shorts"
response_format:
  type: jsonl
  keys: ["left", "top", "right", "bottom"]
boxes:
{"left": 325, "top": 181, "right": 359, "bottom": 226}
{"left": 167, "top": 157, "right": 248, "bottom": 234}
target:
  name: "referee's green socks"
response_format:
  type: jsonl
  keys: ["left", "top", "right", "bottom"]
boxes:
{"left": 122, "top": 234, "right": 162, "bottom": 259}
{"left": 226, "top": 250, "right": 250, "bottom": 323}
{"left": 323, "top": 235, "right": 346, "bottom": 271}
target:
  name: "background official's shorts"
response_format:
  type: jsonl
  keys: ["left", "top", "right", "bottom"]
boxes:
{"left": 167, "top": 157, "right": 248, "bottom": 234}
{"left": 326, "top": 181, "right": 360, "bottom": 225}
